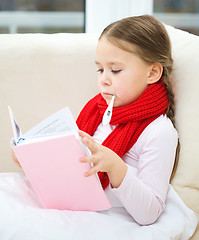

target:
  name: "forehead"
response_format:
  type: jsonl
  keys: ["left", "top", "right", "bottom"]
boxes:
{"left": 97, "top": 36, "right": 138, "bottom": 52}
{"left": 96, "top": 37, "right": 138, "bottom": 64}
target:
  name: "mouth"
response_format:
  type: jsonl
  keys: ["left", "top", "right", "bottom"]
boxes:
{"left": 101, "top": 92, "right": 115, "bottom": 105}
{"left": 102, "top": 92, "right": 113, "bottom": 97}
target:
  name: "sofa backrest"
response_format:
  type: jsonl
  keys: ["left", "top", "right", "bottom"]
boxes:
{"left": 0, "top": 33, "right": 99, "bottom": 172}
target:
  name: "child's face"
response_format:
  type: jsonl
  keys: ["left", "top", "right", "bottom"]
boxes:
{"left": 95, "top": 37, "right": 152, "bottom": 107}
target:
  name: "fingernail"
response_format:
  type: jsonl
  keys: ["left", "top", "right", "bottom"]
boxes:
{"left": 83, "top": 137, "right": 88, "bottom": 143}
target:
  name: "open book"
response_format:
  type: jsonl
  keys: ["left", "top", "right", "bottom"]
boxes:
{"left": 8, "top": 106, "right": 111, "bottom": 211}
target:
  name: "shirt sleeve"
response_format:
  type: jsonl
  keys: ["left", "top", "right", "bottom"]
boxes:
{"left": 110, "top": 116, "right": 178, "bottom": 225}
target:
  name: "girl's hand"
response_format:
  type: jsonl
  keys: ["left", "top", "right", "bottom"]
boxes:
{"left": 11, "top": 148, "right": 21, "bottom": 168}
{"left": 78, "top": 130, "right": 127, "bottom": 188}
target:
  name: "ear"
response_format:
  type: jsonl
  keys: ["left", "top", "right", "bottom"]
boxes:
{"left": 147, "top": 63, "right": 163, "bottom": 84}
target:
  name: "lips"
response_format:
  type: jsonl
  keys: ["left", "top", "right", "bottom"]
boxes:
{"left": 102, "top": 92, "right": 113, "bottom": 97}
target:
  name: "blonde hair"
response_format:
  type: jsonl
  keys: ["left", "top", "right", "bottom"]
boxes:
{"left": 100, "top": 15, "right": 179, "bottom": 178}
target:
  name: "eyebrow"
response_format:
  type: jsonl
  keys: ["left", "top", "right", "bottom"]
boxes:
{"left": 95, "top": 60, "right": 124, "bottom": 66}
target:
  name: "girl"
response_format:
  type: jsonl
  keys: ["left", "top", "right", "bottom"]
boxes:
{"left": 77, "top": 15, "right": 178, "bottom": 225}
{"left": 12, "top": 15, "right": 178, "bottom": 226}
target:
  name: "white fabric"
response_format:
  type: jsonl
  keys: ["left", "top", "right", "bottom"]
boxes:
{"left": 0, "top": 172, "right": 197, "bottom": 240}
{"left": 93, "top": 115, "right": 178, "bottom": 224}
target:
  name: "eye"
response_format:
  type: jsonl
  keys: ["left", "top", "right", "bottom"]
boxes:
{"left": 111, "top": 69, "right": 121, "bottom": 74}
{"left": 97, "top": 69, "right": 104, "bottom": 73}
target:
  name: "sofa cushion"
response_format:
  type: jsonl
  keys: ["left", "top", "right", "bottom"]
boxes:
{"left": 166, "top": 25, "right": 199, "bottom": 238}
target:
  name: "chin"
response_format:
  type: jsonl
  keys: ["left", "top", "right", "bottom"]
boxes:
{"left": 105, "top": 99, "right": 110, "bottom": 105}
{"left": 101, "top": 94, "right": 111, "bottom": 104}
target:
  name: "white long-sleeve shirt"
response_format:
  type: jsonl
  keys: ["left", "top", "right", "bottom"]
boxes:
{"left": 92, "top": 115, "right": 178, "bottom": 225}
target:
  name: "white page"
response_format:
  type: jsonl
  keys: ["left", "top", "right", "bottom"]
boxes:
{"left": 8, "top": 106, "right": 23, "bottom": 145}
{"left": 9, "top": 106, "right": 79, "bottom": 144}
{"left": 22, "top": 107, "right": 91, "bottom": 157}
{"left": 23, "top": 107, "right": 78, "bottom": 139}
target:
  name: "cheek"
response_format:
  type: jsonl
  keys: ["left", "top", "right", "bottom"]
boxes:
{"left": 115, "top": 87, "right": 133, "bottom": 106}
{"left": 117, "top": 80, "right": 146, "bottom": 106}
{"left": 97, "top": 77, "right": 101, "bottom": 89}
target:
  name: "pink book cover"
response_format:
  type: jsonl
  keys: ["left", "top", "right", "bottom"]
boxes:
{"left": 13, "top": 134, "right": 111, "bottom": 211}
{"left": 9, "top": 106, "right": 111, "bottom": 211}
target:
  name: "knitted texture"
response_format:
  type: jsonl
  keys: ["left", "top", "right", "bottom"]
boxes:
{"left": 76, "top": 81, "right": 169, "bottom": 189}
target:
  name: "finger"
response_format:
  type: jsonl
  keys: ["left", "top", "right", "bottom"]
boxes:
{"left": 15, "top": 160, "right": 22, "bottom": 168}
{"left": 78, "top": 130, "right": 99, "bottom": 153}
{"left": 79, "top": 156, "right": 93, "bottom": 164}
{"left": 78, "top": 130, "right": 94, "bottom": 142}
{"left": 81, "top": 136, "right": 98, "bottom": 154}
{"left": 11, "top": 149, "right": 22, "bottom": 168}
{"left": 84, "top": 165, "right": 100, "bottom": 177}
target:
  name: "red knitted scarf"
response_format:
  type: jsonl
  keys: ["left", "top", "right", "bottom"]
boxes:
{"left": 76, "top": 81, "right": 169, "bottom": 189}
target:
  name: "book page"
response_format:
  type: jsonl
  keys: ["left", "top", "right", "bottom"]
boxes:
{"left": 9, "top": 106, "right": 79, "bottom": 144}
{"left": 8, "top": 106, "right": 23, "bottom": 145}
{"left": 23, "top": 107, "right": 78, "bottom": 139}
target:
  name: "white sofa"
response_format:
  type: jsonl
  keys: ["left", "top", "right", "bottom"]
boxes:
{"left": 0, "top": 25, "right": 198, "bottom": 239}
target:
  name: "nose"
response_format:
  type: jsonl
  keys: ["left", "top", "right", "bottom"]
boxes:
{"left": 99, "top": 71, "right": 112, "bottom": 86}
